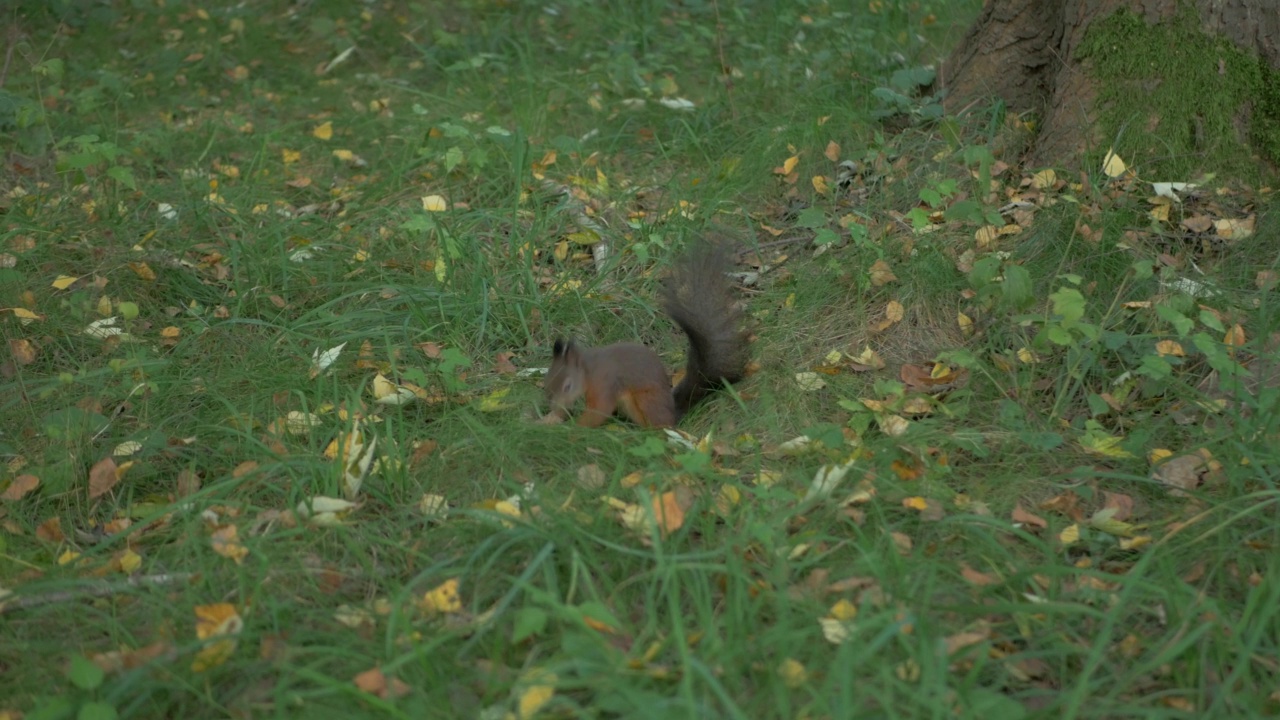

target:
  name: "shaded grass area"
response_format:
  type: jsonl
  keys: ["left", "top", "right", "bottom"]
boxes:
{"left": 3, "top": 0, "right": 1280, "bottom": 718}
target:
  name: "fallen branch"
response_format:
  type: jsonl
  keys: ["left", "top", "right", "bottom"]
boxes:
{"left": 0, "top": 572, "right": 195, "bottom": 615}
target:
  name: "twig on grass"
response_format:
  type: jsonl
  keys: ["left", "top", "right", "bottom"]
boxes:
{"left": 0, "top": 572, "right": 195, "bottom": 615}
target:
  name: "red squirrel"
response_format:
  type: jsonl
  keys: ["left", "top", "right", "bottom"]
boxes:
{"left": 540, "top": 246, "right": 749, "bottom": 428}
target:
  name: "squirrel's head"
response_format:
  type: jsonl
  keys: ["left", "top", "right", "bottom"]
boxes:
{"left": 545, "top": 338, "right": 585, "bottom": 408}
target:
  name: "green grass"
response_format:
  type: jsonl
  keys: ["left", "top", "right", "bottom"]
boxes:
{"left": 3, "top": 0, "right": 1280, "bottom": 718}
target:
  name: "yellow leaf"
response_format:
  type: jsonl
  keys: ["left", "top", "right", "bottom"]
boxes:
{"left": 829, "top": 598, "right": 858, "bottom": 621}
{"left": 119, "top": 548, "right": 142, "bottom": 573}
{"left": 420, "top": 578, "right": 463, "bottom": 614}
{"left": 51, "top": 275, "right": 79, "bottom": 290}
{"left": 811, "top": 175, "right": 829, "bottom": 194}
{"left": 312, "top": 121, "right": 333, "bottom": 140}
{"left": 332, "top": 149, "right": 355, "bottom": 161}
{"left": 421, "top": 195, "right": 448, "bottom": 212}
{"left": 1102, "top": 148, "right": 1127, "bottom": 178}
{"left": 777, "top": 658, "right": 808, "bottom": 688}
{"left": 516, "top": 669, "right": 558, "bottom": 718}
{"left": 1058, "top": 524, "right": 1080, "bottom": 545}
{"left": 1154, "top": 340, "right": 1184, "bottom": 357}
{"left": 478, "top": 388, "right": 511, "bottom": 412}
{"left": 781, "top": 155, "right": 799, "bottom": 175}
{"left": 281, "top": 148, "right": 301, "bottom": 164}
{"left": 902, "top": 496, "right": 928, "bottom": 511}
{"left": 58, "top": 549, "right": 81, "bottom": 565}
{"left": 191, "top": 603, "right": 243, "bottom": 672}
{"left": 11, "top": 308, "right": 40, "bottom": 322}
{"left": 1031, "top": 168, "right": 1057, "bottom": 189}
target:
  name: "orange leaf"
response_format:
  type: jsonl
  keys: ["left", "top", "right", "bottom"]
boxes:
{"left": 2, "top": 473, "right": 39, "bottom": 501}
{"left": 652, "top": 491, "right": 686, "bottom": 536}
{"left": 88, "top": 456, "right": 120, "bottom": 499}
{"left": 1011, "top": 503, "right": 1047, "bottom": 530}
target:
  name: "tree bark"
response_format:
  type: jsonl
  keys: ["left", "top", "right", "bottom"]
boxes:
{"left": 942, "top": 0, "right": 1280, "bottom": 168}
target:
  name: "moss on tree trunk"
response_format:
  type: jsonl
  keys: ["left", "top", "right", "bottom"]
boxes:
{"left": 942, "top": 0, "right": 1280, "bottom": 179}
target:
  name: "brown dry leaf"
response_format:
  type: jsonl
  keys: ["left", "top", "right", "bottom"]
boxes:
{"left": 36, "top": 516, "right": 64, "bottom": 542}
{"left": 652, "top": 491, "right": 686, "bottom": 536}
{"left": 868, "top": 260, "right": 897, "bottom": 287}
{"left": 354, "top": 666, "right": 388, "bottom": 695}
{"left": 1152, "top": 451, "right": 1211, "bottom": 497}
{"left": 9, "top": 339, "right": 36, "bottom": 365}
{"left": 1214, "top": 215, "right": 1255, "bottom": 239}
{"left": 1223, "top": 324, "right": 1245, "bottom": 350}
{"left": 1011, "top": 503, "right": 1048, "bottom": 530}
{"left": 1181, "top": 214, "right": 1213, "bottom": 233}
{"left": 494, "top": 351, "right": 518, "bottom": 375}
{"left": 91, "top": 642, "right": 174, "bottom": 674}
{"left": 959, "top": 563, "right": 1000, "bottom": 586}
{"left": 176, "top": 469, "right": 201, "bottom": 498}
{"left": 2, "top": 473, "right": 39, "bottom": 501}
{"left": 1039, "top": 491, "right": 1083, "bottom": 522}
{"left": 1155, "top": 340, "right": 1185, "bottom": 357}
{"left": 88, "top": 456, "right": 120, "bottom": 499}
{"left": 944, "top": 630, "right": 989, "bottom": 656}
{"left": 1102, "top": 491, "right": 1135, "bottom": 521}
{"left": 211, "top": 525, "right": 249, "bottom": 564}
{"left": 824, "top": 141, "right": 840, "bottom": 162}
{"left": 409, "top": 439, "right": 439, "bottom": 467}
{"left": 889, "top": 531, "right": 912, "bottom": 555}
{"left": 576, "top": 464, "right": 606, "bottom": 490}
{"left": 232, "top": 461, "right": 259, "bottom": 478}
{"left": 417, "top": 342, "right": 443, "bottom": 359}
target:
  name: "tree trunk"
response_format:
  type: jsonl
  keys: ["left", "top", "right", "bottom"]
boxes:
{"left": 941, "top": 0, "right": 1280, "bottom": 170}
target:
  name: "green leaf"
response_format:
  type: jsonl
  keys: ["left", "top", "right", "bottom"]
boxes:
{"left": 68, "top": 654, "right": 104, "bottom": 690}
{"left": 802, "top": 423, "right": 846, "bottom": 450}
{"left": 1049, "top": 288, "right": 1086, "bottom": 328}
{"left": 626, "top": 436, "right": 666, "bottom": 458}
{"left": 118, "top": 301, "right": 139, "bottom": 320}
{"left": 1018, "top": 431, "right": 1063, "bottom": 451}
{"left": 673, "top": 450, "right": 710, "bottom": 473}
{"left": 77, "top": 703, "right": 119, "bottom": 720}
{"left": 1001, "top": 265, "right": 1033, "bottom": 310}
{"left": 444, "top": 146, "right": 465, "bottom": 173}
{"left": 512, "top": 607, "right": 548, "bottom": 643}
{"left": 106, "top": 166, "right": 136, "bottom": 190}
{"left": 1155, "top": 304, "right": 1193, "bottom": 337}
{"left": 1136, "top": 354, "right": 1172, "bottom": 380}
{"left": 942, "top": 199, "right": 980, "bottom": 223}
{"left": 795, "top": 207, "right": 828, "bottom": 229}
{"left": 25, "top": 697, "right": 75, "bottom": 720}
{"left": 812, "top": 228, "right": 839, "bottom": 246}
{"left": 918, "top": 188, "right": 942, "bottom": 208}
{"left": 1197, "top": 309, "right": 1225, "bottom": 333}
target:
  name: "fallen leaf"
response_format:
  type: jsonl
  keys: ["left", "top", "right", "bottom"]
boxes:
{"left": 211, "top": 525, "right": 248, "bottom": 564}
{"left": 1011, "top": 503, "right": 1048, "bottom": 530}
{"left": 1, "top": 474, "right": 39, "bottom": 501}
{"left": 9, "top": 339, "right": 36, "bottom": 365}
{"left": 312, "top": 121, "right": 333, "bottom": 140}
{"left": 192, "top": 603, "right": 243, "bottom": 672}
{"left": 1102, "top": 149, "right": 1127, "bottom": 178}
{"left": 959, "top": 564, "right": 1000, "bottom": 586}
{"left": 88, "top": 456, "right": 120, "bottom": 499}
{"left": 420, "top": 578, "right": 462, "bottom": 614}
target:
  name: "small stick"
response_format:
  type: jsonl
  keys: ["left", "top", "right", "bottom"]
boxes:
{"left": 0, "top": 572, "right": 194, "bottom": 615}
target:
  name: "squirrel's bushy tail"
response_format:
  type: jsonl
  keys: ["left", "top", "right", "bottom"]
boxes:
{"left": 662, "top": 245, "right": 750, "bottom": 416}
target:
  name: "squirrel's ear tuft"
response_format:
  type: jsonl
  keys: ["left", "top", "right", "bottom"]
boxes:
{"left": 552, "top": 338, "right": 573, "bottom": 357}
